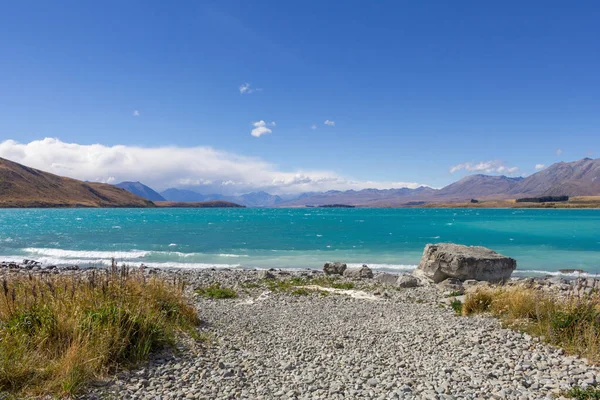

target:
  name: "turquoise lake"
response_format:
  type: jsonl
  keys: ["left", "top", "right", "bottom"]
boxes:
{"left": 0, "top": 208, "right": 599, "bottom": 277}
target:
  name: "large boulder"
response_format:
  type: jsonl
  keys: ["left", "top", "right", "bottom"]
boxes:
{"left": 413, "top": 243, "right": 516, "bottom": 283}
{"left": 343, "top": 265, "right": 374, "bottom": 279}
{"left": 323, "top": 262, "right": 347, "bottom": 275}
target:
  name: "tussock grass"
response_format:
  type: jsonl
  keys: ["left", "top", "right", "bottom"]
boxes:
{"left": 195, "top": 283, "right": 237, "bottom": 299}
{"left": 263, "top": 275, "right": 354, "bottom": 294}
{"left": 0, "top": 262, "right": 199, "bottom": 397}
{"left": 462, "top": 286, "right": 600, "bottom": 362}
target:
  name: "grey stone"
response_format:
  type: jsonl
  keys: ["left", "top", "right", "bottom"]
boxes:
{"left": 413, "top": 243, "right": 516, "bottom": 283}
{"left": 396, "top": 275, "right": 420, "bottom": 288}
{"left": 258, "top": 270, "right": 275, "bottom": 280}
{"left": 342, "top": 265, "right": 373, "bottom": 279}
{"left": 437, "top": 278, "right": 464, "bottom": 294}
{"left": 374, "top": 272, "right": 398, "bottom": 285}
{"left": 323, "top": 262, "right": 347, "bottom": 276}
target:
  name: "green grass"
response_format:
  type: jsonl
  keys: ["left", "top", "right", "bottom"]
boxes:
{"left": 262, "top": 275, "right": 355, "bottom": 295}
{"left": 563, "top": 386, "right": 600, "bottom": 399}
{"left": 462, "top": 286, "right": 600, "bottom": 363}
{"left": 450, "top": 299, "right": 463, "bottom": 315}
{"left": 0, "top": 263, "right": 199, "bottom": 398}
{"left": 195, "top": 283, "right": 237, "bottom": 299}
{"left": 446, "top": 290, "right": 463, "bottom": 297}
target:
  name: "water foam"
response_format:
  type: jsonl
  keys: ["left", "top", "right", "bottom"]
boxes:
{"left": 23, "top": 248, "right": 151, "bottom": 259}
{"left": 0, "top": 255, "right": 240, "bottom": 270}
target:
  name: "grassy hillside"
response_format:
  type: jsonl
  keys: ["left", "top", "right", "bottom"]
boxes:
{"left": 0, "top": 158, "right": 154, "bottom": 208}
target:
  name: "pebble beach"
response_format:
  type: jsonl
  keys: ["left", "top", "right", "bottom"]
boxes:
{"left": 2, "top": 263, "right": 599, "bottom": 400}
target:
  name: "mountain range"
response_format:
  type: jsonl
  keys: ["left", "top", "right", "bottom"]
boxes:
{"left": 116, "top": 158, "right": 600, "bottom": 207}
{"left": 158, "top": 189, "right": 283, "bottom": 207}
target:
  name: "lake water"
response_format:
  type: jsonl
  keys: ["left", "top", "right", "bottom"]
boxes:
{"left": 0, "top": 208, "right": 599, "bottom": 277}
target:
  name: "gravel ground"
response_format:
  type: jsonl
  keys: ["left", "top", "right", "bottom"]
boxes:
{"left": 76, "top": 268, "right": 600, "bottom": 400}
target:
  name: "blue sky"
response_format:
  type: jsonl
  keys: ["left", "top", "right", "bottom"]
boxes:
{"left": 0, "top": 1, "right": 598, "bottom": 193}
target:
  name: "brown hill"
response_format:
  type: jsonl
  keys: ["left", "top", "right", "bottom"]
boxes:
{"left": 0, "top": 157, "right": 154, "bottom": 208}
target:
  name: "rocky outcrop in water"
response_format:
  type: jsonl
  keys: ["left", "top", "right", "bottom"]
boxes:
{"left": 413, "top": 243, "right": 517, "bottom": 283}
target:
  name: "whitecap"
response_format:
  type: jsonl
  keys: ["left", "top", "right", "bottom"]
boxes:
{"left": 169, "top": 243, "right": 177, "bottom": 247}
{"left": 23, "top": 248, "right": 150, "bottom": 259}
{"left": 316, "top": 234, "right": 323, "bottom": 237}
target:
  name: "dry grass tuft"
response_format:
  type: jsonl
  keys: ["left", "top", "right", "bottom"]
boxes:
{"left": 0, "top": 261, "right": 199, "bottom": 397}
{"left": 462, "top": 286, "right": 600, "bottom": 362}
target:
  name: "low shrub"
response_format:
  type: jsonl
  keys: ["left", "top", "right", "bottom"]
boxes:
{"left": 0, "top": 263, "right": 199, "bottom": 397}
{"left": 462, "top": 286, "right": 600, "bottom": 362}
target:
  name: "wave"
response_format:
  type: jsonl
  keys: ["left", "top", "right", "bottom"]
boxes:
{"left": 0, "top": 256, "right": 240, "bottom": 270}
{"left": 514, "top": 269, "right": 599, "bottom": 278}
{"left": 23, "top": 248, "right": 151, "bottom": 259}
{"left": 21, "top": 248, "right": 250, "bottom": 261}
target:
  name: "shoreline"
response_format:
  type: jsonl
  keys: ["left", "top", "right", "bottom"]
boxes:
{"left": 2, "top": 263, "right": 599, "bottom": 399}
{"left": 2, "top": 258, "right": 599, "bottom": 280}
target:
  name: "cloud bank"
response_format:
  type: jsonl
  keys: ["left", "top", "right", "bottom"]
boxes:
{"left": 0, "top": 138, "right": 426, "bottom": 195}
{"left": 449, "top": 160, "right": 519, "bottom": 175}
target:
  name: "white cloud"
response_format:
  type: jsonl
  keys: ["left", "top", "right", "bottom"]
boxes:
{"left": 311, "top": 124, "right": 317, "bottom": 130}
{"left": 239, "top": 83, "right": 261, "bottom": 94}
{"left": 535, "top": 164, "right": 546, "bottom": 170}
{"left": 449, "top": 160, "right": 519, "bottom": 175}
{"left": 324, "top": 120, "right": 335, "bottom": 127}
{"left": 556, "top": 148, "right": 563, "bottom": 156}
{"left": 132, "top": 110, "right": 140, "bottom": 117}
{"left": 251, "top": 120, "right": 276, "bottom": 137}
{"left": 0, "top": 138, "right": 427, "bottom": 194}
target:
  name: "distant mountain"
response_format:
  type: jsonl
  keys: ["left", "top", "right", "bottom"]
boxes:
{"left": 161, "top": 188, "right": 283, "bottom": 207}
{"left": 511, "top": 158, "right": 600, "bottom": 196}
{"left": 161, "top": 188, "right": 215, "bottom": 202}
{"left": 235, "top": 191, "right": 283, "bottom": 207}
{"left": 116, "top": 181, "right": 165, "bottom": 201}
{"left": 279, "top": 186, "right": 438, "bottom": 207}
{"left": 0, "top": 158, "right": 154, "bottom": 208}
{"left": 155, "top": 200, "right": 245, "bottom": 208}
{"left": 435, "top": 175, "right": 524, "bottom": 200}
